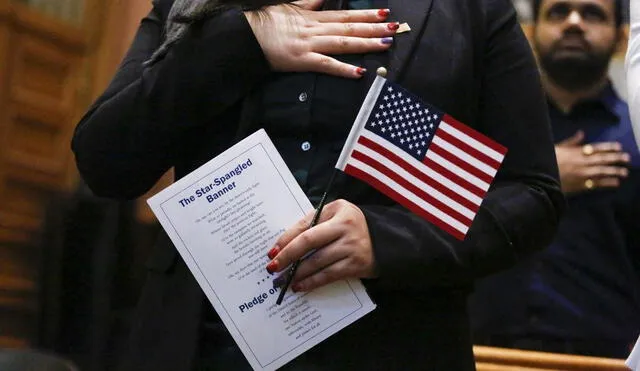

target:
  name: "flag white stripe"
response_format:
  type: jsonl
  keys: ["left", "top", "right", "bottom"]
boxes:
{"left": 440, "top": 121, "right": 505, "bottom": 162}
{"left": 424, "top": 150, "right": 490, "bottom": 191}
{"left": 347, "top": 157, "right": 469, "bottom": 234}
{"left": 361, "top": 131, "right": 484, "bottom": 203}
{"left": 431, "top": 135, "right": 499, "bottom": 178}
{"left": 353, "top": 142, "right": 476, "bottom": 219}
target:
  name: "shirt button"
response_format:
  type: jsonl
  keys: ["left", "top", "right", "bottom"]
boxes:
{"left": 298, "top": 92, "right": 308, "bottom": 103}
{"left": 301, "top": 141, "right": 311, "bottom": 151}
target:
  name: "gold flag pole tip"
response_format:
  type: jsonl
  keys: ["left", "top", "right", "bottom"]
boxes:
{"left": 376, "top": 67, "right": 388, "bottom": 77}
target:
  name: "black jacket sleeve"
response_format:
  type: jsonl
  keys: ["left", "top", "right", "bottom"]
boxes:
{"left": 71, "top": 2, "right": 271, "bottom": 199}
{"left": 361, "top": 0, "right": 565, "bottom": 289}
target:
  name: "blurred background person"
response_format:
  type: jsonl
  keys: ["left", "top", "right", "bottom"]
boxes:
{"left": 470, "top": 0, "right": 640, "bottom": 359}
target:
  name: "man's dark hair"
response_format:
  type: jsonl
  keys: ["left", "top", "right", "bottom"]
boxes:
{"left": 532, "top": 0, "right": 623, "bottom": 28}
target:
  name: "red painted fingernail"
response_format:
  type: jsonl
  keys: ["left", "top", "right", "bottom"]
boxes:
{"left": 267, "top": 247, "right": 279, "bottom": 260}
{"left": 266, "top": 260, "right": 279, "bottom": 274}
{"left": 387, "top": 22, "right": 399, "bottom": 30}
{"left": 378, "top": 8, "right": 390, "bottom": 17}
{"left": 356, "top": 67, "right": 366, "bottom": 75}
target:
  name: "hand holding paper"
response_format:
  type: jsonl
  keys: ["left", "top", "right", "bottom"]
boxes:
{"left": 147, "top": 130, "right": 375, "bottom": 371}
{"left": 268, "top": 199, "right": 377, "bottom": 293}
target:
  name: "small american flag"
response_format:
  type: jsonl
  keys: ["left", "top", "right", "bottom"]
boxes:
{"left": 336, "top": 76, "right": 507, "bottom": 240}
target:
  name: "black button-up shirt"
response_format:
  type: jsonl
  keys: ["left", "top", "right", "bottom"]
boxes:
{"left": 259, "top": 64, "right": 365, "bottom": 204}
{"left": 203, "top": 3, "right": 385, "bottom": 333}
{"left": 535, "top": 86, "right": 640, "bottom": 340}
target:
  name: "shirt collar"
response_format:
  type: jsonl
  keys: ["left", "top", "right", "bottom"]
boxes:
{"left": 547, "top": 82, "right": 623, "bottom": 121}
{"left": 595, "top": 83, "right": 624, "bottom": 119}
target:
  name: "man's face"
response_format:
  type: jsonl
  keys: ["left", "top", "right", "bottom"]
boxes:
{"left": 533, "top": 0, "right": 620, "bottom": 91}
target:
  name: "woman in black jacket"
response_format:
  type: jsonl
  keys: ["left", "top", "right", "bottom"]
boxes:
{"left": 72, "top": 0, "right": 564, "bottom": 369}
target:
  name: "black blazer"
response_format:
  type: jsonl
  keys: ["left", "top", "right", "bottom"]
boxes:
{"left": 72, "top": 0, "right": 564, "bottom": 369}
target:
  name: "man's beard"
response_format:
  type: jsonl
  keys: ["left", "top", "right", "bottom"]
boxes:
{"left": 536, "top": 39, "right": 615, "bottom": 92}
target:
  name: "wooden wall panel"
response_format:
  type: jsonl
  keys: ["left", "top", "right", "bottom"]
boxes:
{"left": 474, "top": 346, "right": 629, "bottom": 371}
{"left": 0, "top": 0, "right": 91, "bottom": 348}
{"left": 0, "top": 1, "right": 12, "bottom": 199}
{"left": 0, "top": 178, "right": 47, "bottom": 246}
{"left": 11, "top": 37, "right": 75, "bottom": 108}
{"left": 0, "top": 0, "right": 156, "bottom": 350}
{"left": 5, "top": 32, "right": 78, "bottom": 188}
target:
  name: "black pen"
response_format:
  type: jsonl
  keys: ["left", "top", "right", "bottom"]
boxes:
{"left": 275, "top": 170, "right": 338, "bottom": 305}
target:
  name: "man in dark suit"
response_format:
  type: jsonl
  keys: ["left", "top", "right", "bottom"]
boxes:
{"left": 72, "top": 0, "right": 564, "bottom": 369}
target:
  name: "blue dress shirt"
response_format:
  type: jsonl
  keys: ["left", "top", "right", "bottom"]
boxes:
{"left": 470, "top": 84, "right": 640, "bottom": 358}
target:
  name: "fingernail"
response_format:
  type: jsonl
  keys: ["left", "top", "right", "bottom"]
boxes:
{"left": 387, "top": 22, "right": 399, "bottom": 31}
{"left": 292, "top": 283, "right": 303, "bottom": 292}
{"left": 266, "top": 260, "right": 279, "bottom": 274}
{"left": 267, "top": 246, "right": 279, "bottom": 260}
{"left": 622, "top": 168, "right": 629, "bottom": 177}
{"left": 378, "top": 8, "right": 390, "bottom": 17}
{"left": 381, "top": 37, "right": 394, "bottom": 45}
{"left": 356, "top": 67, "right": 366, "bottom": 75}
{"left": 623, "top": 154, "right": 631, "bottom": 162}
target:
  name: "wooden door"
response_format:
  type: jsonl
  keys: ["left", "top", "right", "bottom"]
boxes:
{"left": 0, "top": 0, "right": 151, "bottom": 349}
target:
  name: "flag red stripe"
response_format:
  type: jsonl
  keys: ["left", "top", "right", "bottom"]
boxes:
{"left": 428, "top": 142, "right": 494, "bottom": 185}
{"left": 421, "top": 156, "right": 486, "bottom": 198}
{"left": 351, "top": 149, "right": 480, "bottom": 214}
{"left": 344, "top": 164, "right": 466, "bottom": 240}
{"left": 443, "top": 115, "right": 507, "bottom": 155}
{"left": 351, "top": 150, "right": 475, "bottom": 223}
{"left": 358, "top": 136, "right": 482, "bottom": 209}
{"left": 435, "top": 128, "right": 502, "bottom": 170}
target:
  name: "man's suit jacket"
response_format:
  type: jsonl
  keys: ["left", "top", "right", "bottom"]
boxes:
{"left": 72, "top": 0, "right": 564, "bottom": 369}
